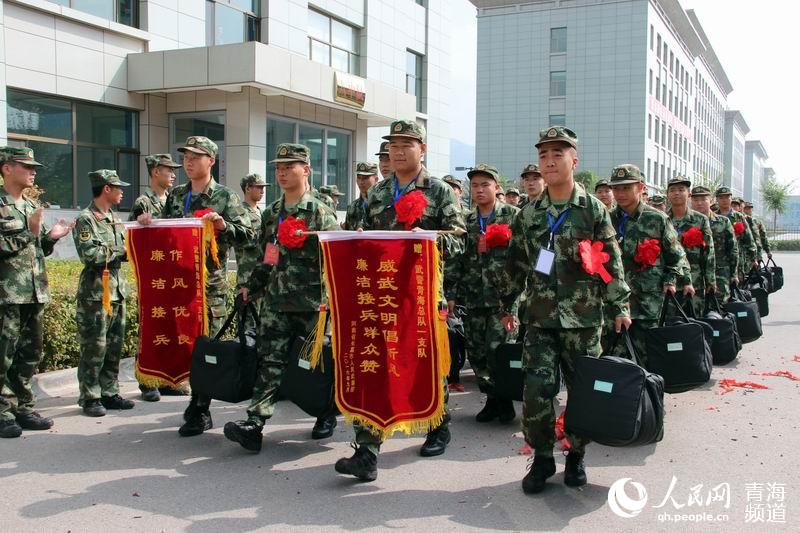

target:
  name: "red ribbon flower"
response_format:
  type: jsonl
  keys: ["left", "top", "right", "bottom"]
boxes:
{"left": 681, "top": 226, "right": 706, "bottom": 249}
{"left": 733, "top": 221, "right": 745, "bottom": 237}
{"left": 634, "top": 239, "right": 661, "bottom": 272}
{"left": 578, "top": 240, "right": 612, "bottom": 283}
{"left": 193, "top": 208, "right": 214, "bottom": 218}
{"left": 484, "top": 223, "right": 512, "bottom": 249}
{"left": 394, "top": 190, "right": 428, "bottom": 229}
{"left": 277, "top": 216, "right": 309, "bottom": 249}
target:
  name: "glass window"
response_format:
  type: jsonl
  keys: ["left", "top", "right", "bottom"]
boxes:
{"left": 60, "top": 0, "right": 136, "bottom": 27}
{"left": 327, "top": 130, "right": 350, "bottom": 199}
{"left": 299, "top": 125, "right": 324, "bottom": 191}
{"left": 308, "top": 10, "right": 359, "bottom": 74}
{"left": 229, "top": 0, "right": 258, "bottom": 15}
{"left": 25, "top": 141, "right": 73, "bottom": 209}
{"left": 331, "top": 47, "right": 349, "bottom": 72}
{"left": 648, "top": 114, "right": 652, "bottom": 139}
{"left": 77, "top": 146, "right": 115, "bottom": 208}
{"left": 207, "top": 0, "right": 259, "bottom": 46}
{"left": 548, "top": 114, "right": 566, "bottom": 126}
{"left": 309, "top": 9, "right": 330, "bottom": 42}
{"left": 550, "top": 71, "right": 566, "bottom": 97}
{"left": 550, "top": 27, "right": 567, "bottom": 53}
{"left": 7, "top": 92, "right": 72, "bottom": 140}
{"left": 311, "top": 40, "right": 331, "bottom": 65}
{"left": 76, "top": 103, "right": 136, "bottom": 147}
{"left": 214, "top": 3, "right": 245, "bottom": 45}
{"left": 171, "top": 113, "right": 224, "bottom": 186}
{"left": 657, "top": 34, "right": 661, "bottom": 57}
{"left": 72, "top": 0, "right": 113, "bottom": 20}
{"left": 331, "top": 19, "right": 355, "bottom": 51}
{"left": 406, "top": 51, "right": 424, "bottom": 112}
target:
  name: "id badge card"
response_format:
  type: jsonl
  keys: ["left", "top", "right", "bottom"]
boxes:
{"left": 535, "top": 247, "right": 556, "bottom": 276}
{"left": 477, "top": 235, "right": 487, "bottom": 253}
{"left": 263, "top": 243, "right": 280, "bottom": 265}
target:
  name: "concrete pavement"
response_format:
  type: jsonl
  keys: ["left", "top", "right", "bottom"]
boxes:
{"left": 2, "top": 254, "right": 799, "bottom": 532}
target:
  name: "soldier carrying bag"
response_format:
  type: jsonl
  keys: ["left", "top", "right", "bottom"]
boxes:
{"left": 724, "top": 283, "right": 762, "bottom": 343}
{"left": 493, "top": 342, "right": 524, "bottom": 402}
{"left": 190, "top": 299, "right": 259, "bottom": 403}
{"left": 700, "top": 293, "right": 742, "bottom": 365}
{"left": 645, "top": 293, "right": 712, "bottom": 393}
{"left": 565, "top": 329, "right": 664, "bottom": 447}
{"left": 745, "top": 267, "right": 770, "bottom": 318}
{"left": 280, "top": 335, "right": 335, "bottom": 418}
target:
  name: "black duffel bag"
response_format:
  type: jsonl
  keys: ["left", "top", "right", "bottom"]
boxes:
{"left": 765, "top": 257, "right": 783, "bottom": 292}
{"left": 757, "top": 260, "right": 774, "bottom": 294}
{"left": 494, "top": 342, "right": 524, "bottom": 401}
{"left": 190, "top": 301, "right": 258, "bottom": 404}
{"left": 645, "top": 293, "right": 712, "bottom": 393}
{"left": 280, "top": 335, "right": 335, "bottom": 417}
{"left": 745, "top": 267, "right": 770, "bottom": 318}
{"left": 447, "top": 305, "right": 467, "bottom": 382}
{"left": 565, "top": 329, "right": 664, "bottom": 447}
{"left": 724, "top": 284, "right": 762, "bottom": 343}
{"left": 699, "top": 293, "right": 742, "bottom": 365}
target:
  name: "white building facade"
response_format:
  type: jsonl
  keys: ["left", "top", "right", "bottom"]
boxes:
{"left": 744, "top": 140, "right": 767, "bottom": 216}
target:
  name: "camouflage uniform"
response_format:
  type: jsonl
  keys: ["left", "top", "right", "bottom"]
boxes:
{"left": 234, "top": 173, "right": 268, "bottom": 291}
{"left": 498, "top": 129, "right": 630, "bottom": 458}
{"left": 319, "top": 185, "right": 343, "bottom": 211}
{"left": 128, "top": 154, "right": 181, "bottom": 221}
{"left": 72, "top": 171, "right": 129, "bottom": 406}
{"left": 0, "top": 147, "right": 57, "bottom": 425}
{"left": 343, "top": 163, "right": 378, "bottom": 230}
{"left": 609, "top": 167, "right": 686, "bottom": 363}
{"left": 752, "top": 214, "right": 771, "bottom": 256}
{"left": 693, "top": 186, "right": 738, "bottom": 301}
{"left": 742, "top": 208, "right": 763, "bottom": 258}
{"left": 716, "top": 188, "right": 756, "bottom": 279}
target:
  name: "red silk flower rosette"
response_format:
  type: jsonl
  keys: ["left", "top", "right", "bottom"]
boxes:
{"left": 634, "top": 239, "right": 661, "bottom": 272}
{"left": 484, "top": 223, "right": 512, "bottom": 249}
{"left": 394, "top": 190, "right": 428, "bottom": 229}
{"left": 733, "top": 221, "right": 745, "bottom": 237}
{"left": 578, "top": 240, "right": 612, "bottom": 284}
{"left": 277, "top": 215, "right": 308, "bottom": 249}
{"left": 681, "top": 226, "right": 706, "bottom": 249}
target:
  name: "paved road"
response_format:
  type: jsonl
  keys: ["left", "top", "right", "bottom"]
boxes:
{"left": 2, "top": 254, "right": 799, "bottom": 532}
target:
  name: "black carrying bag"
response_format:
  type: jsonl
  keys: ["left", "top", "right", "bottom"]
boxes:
{"left": 757, "top": 260, "right": 774, "bottom": 294}
{"left": 280, "top": 335, "right": 335, "bottom": 417}
{"left": 565, "top": 329, "right": 664, "bottom": 447}
{"left": 644, "top": 293, "right": 712, "bottom": 393}
{"left": 494, "top": 342, "right": 524, "bottom": 401}
{"left": 447, "top": 305, "right": 467, "bottom": 381}
{"left": 700, "top": 293, "right": 742, "bottom": 365}
{"left": 765, "top": 257, "right": 784, "bottom": 292}
{"left": 745, "top": 268, "right": 770, "bottom": 318}
{"left": 190, "top": 302, "right": 258, "bottom": 404}
{"left": 724, "top": 284, "right": 762, "bottom": 343}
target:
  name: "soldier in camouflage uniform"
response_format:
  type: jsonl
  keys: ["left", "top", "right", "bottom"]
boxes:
{"left": 715, "top": 187, "right": 757, "bottom": 280}
{"left": 743, "top": 202, "right": 771, "bottom": 259}
{"left": 593, "top": 178, "right": 614, "bottom": 210}
{"left": 609, "top": 165, "right": 689, "bottom": 361}
{"left": 667, "top": 176, "right": 716, "bottom": 316}
{"left": 505, "top": 187, "right": 521, "bottom": 206}
{"left": 442, "top": 174, "right": 465, "bottom": 213}
{"left": 335, "top": 119, "right": 466, "bottom": 482}
{"left": 319, "top": 184, "right": 344, "bottom": 210}
{"left": 235, "top": 173, "right": 268, "bottom": 333}
{"left": 498, "top": 127, "right": 630, "bottom": 495}
{"left": 691, "top": 186, "right": 738, "bottom": 302}
{"left": 518, "top": 164, "right": 544, "bottom": 209}
{"left": 130, "top": 153, "right": 182, "bottom": 402}
{"left": 223, "top": 144, "right": 338, "bottom": 452}
{"left": 375, "top": 141, "right": 393, "bottom": 178}
{"left": 138, "top": 136, "right": 253, "bottom": 436}
{"left": 73, "top": 170, "right": 134, "bottom": 417}
{"left": 0, "top": 147, "right": 73, "bottom": 438}
{"left": 343, "top": 162, "right": 379, "bottom": 230}
{"left": 445, "top": 164, "right": 518, "bottom": 422}
{"left": 735, "top": 198, "right": 762, "bottom": 259}
{"left": 649, "top": 195, "right": 668, "bottom": 213}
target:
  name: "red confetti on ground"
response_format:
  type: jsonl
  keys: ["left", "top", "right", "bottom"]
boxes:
{"left": 752, "top": 370, "right": 800, "bottom": 381}
{"left": 706, "top": 406, "right": 720, "bottom": 412}
{"left": 793, "top": 356, "right": 800, "bottom": 362}
{"left": 132, "top": 491, "right": 140, "bottom": 497}
{"left": 517, "top": 442, "right": 532, "bottom": 455}
{"left": 718, "top": 379, "right": 770, "bottom": 395}
{"left": 447, "top": 383, "right": 465, "bottom": 392}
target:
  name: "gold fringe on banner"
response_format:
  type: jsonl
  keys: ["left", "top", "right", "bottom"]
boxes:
{"left": 204, "top": 219, "right": 221, "bottom": 270}
{"left": 432, "top": 242, "right": 452, "bottom": 377}
{"left": 101, "top": 269, "right": 113, "bottom": 316}
{"left": 300, "top": 242, "right": 329, "bottom": 370}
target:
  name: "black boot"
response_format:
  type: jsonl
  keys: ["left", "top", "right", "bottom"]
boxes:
{"left": 522, "top": 455, "right": 556, "bottom": 494}
{"left": 564, "top": 452, "right": 587, "bottom": 487}
{"left": 311, "top": 415, "right": 337, "bottom": 439}
{"left": 419, "top": 424, "right": 451, "bottom": 457}
{"left": 100, "top": 394, "right": 135, "bottom": 410}
{"left": 475, "top": 396, "right": 498, "bottom": 422}
{"left": 335, "top": 445, "right": 378, "bottom": 481}
{"left": 179, "top": 410, "right": 212, "bottom": 437}
{"left": 496, "top": 398, "right": 516, "bottom": 423}
{"left": 140, "top": 386, "right": 161, "bottom": 402}
{"left": 15, "top": 411, "right": 54, "bottom": 430}
{"left": 223, "top": 420, "right": 263, "bottom": 452}
{"left": 82, "top": 399, "right": 107, "bottom": 417}
{"left": 0, "top": 419, "right": 22, "bottom": 438}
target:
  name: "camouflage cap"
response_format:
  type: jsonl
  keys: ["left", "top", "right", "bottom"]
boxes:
{"left": 145, "top": 153, "right": 182, "bottom": 170}
{"left": 467, "top": 163, "right": 500, "bottom": 182}
{"left": 442, "top": 174, "right": 462, "bottom": 189}
{"left": 382, "top": 119, "right": 426, "bottom": 143}
{"left": 89, "top": 169, "right": 130, "bottom": 188}
{"left": 594, "top": 178, "right": 612, "bottom": 191}
{"left": 374, "top": 141, "right": 390, "bottom": 156}
{"left": 609, "top": 164, "right": 644, "bottom": 186}
{"left": 715, "top": 186, "right": 732, "bottom": 197}
{"left": 649, "top": 195, "right": 666, "bottom": 205}
{"left": 270, "top": 143, "right": 311, "bottom": 164}
{"left": 690, "top": 185, "right": 712, "bottom": 197}
{"left": 520, "top": 163, "right": 542, "bottom": 178}
{"left": 356, "top": 162, "right": 379, "bottom": 176}
{"left": 506, "top": 187, "right": 521, "bottom": 196}
{"left": 496, "top": 190, "right": 505, "bottom": 197}
{"left": 320, "top": 185, "right": 344, "bottom": 196}
{"left": 240, "top": 173, "right": 268, "bottom": 190}
{"left": 731, "top": 197, "right": 743, "bottom": 205}
{"left": 667, "top": 176, "right": 692, "bottom": 188}
{"left": 178, "top": 136, "right": 218, "bottom": 157}
{"left": 744, "top": 202, "right": 754, "bottom": 208}
{"left": 0, "top": 146, "right": 43, "bottom": 167}
{"left": 535, "top": 126, "right": 578, "bottom": 149}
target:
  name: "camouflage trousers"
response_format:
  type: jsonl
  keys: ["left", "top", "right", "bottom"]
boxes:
{"left": 0, "top": 303, "right": 44, "bottom": 422}
{"left": 246, "top": 310, "right": 318, "bottom": 425}
{"left": 207, "top": 269, "right": 230, "bottom": 337}
{"left": 522, "top": 326, "right": 602, "bottom": 457}
{"left": 76, "top": 300, "right": 126, "bottom": 406}
{"left": 715, "top": 266, "right": 734, "bottom": 302}
{"left": 463, "top": 307, "right": 513, "bottom": 395}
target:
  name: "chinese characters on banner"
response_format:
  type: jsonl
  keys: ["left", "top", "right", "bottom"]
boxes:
{"left": 317, "top": 231, "right": 450, "bottom": 439}
{"left": 126, "top": 219, "right": 208, "bottom": 387}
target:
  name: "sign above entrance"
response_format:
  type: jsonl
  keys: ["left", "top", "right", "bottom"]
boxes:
{"left": 334, "top": 72, "right": 366, "bottom": 109}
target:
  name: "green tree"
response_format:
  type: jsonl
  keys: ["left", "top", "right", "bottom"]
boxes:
{"left": 574, "top": 170, "right": 599, "bottom": 192}
{"left": 760, "top": 177, "right": 794, "bottom": 232}
{"left": 693, "top": 173, "right": 723, "bottom": 193}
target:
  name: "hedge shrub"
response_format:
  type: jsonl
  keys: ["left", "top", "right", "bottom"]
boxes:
{"left": 769, "top": 240, "right": 800, "bottom": 252}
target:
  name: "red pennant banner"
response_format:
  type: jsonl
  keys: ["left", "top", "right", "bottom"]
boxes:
{"left": 126, "top": 220, "right": 207, "bottom": 387}
{"left": 317, "top": 231, "right": 449, "bottom": 439}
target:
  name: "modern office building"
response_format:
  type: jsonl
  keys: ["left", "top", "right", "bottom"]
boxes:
{"left": 471, "top": 0, "right": 748, "bottom": 193}
{"left": 722, "top": 110, "right": 748, "bottom": 197}
{"left": 744, "top": 140, "right": 768, "bottom": 215}
{"left": 1, "top": 0, "right": 453, "bottom": 220}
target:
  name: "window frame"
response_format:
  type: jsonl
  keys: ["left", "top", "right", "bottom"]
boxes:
{"left": 307, "top": 8, "right": 359, "bottom": 75}
{"left": 550, "top": 27, "right": 567, "bottom": 54}
{"left": 53, "top": 0, "right": 138, "bottom": 27}
{"left": 406, "top": 50, "right": 425, "bottom": 113}
{"left": 206, "top": 0, "right": 260, "bottom": 46}
{"left": 549, "top": 71, "right": 566, "bottom": 97}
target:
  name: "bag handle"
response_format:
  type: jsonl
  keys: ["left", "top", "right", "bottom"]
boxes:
{"left": 603, "top": 328, "right": 643, "bottom": 367}
{"left": 658, "top": 291, "right": 690, "bottom": 326}
{"left": 705, "top": 291, "right": 723, "bottom": 314}
{"left": 682, "top": 295, "right": 697, "bottom": 318}
{"left": 766, "top": 256, "right": 779, "bottom": 269}
{"left": 213, "top": 296, "right": 258, "bottom": 342}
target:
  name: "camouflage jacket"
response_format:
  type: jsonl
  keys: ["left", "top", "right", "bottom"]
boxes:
{"left": 72, "top": 202, "right": 127, "bottom": 302}
{"left": 128, "top": 187, "right": 166, "bottom": 221}
{"left": 753, "top": 217, "right": 771, "bottom": 254}
{"left": 0, "top": 194, "right": 58, "bottom": 304}
{"left": 611, "top": 201, "right": 685, "bottom": 320}
{"left": 499, "top": 183, "right": 630, "bottom": 328}
{"left": 342, "top": 195, "right": 368, "bottom": 230}
{"left": 668, "top": 207, "right": 716, "bottom": 290}
{"left": 162, "top": 178, "right": 253, "bottom": 273}
{"left": 234, "top": 203, "right": 263, "bottom": 288}
{"left": 708, "top": 212, "right": 739, "bottom": 279}
{"left": 744, "top": 215, "right": 763, "bottom": 256}
{"left": 246, "top": 191, "right": 338, "bottom": 312}
{"left": 722, "top": 210, "right": 757, "bottom": 269}
{"left": 446, "top": 200, "right": 519, "bottom": 309}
